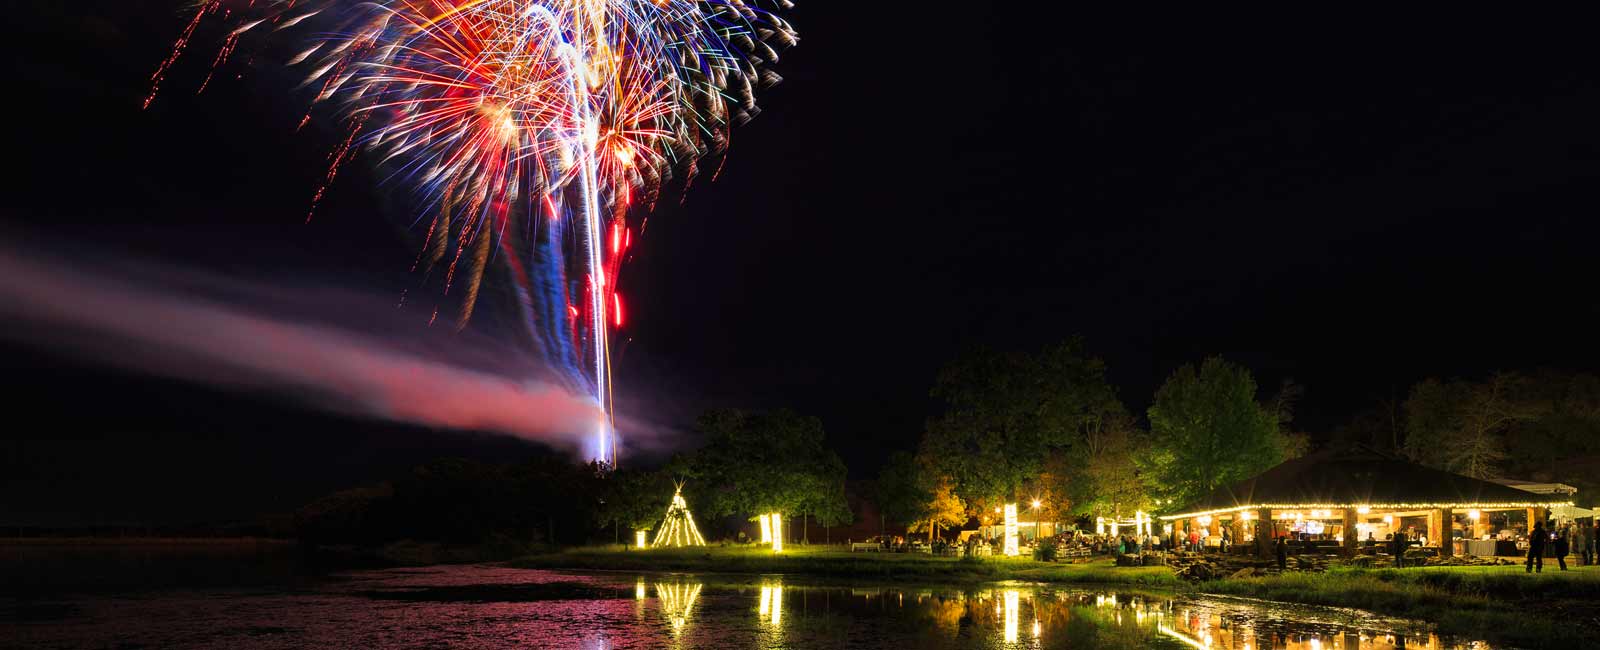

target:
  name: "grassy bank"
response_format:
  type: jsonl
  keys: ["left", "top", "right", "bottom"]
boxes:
{"left": 1196, "top": 565, "right": 1600, "bottom": 647}
{"left": 511, "top": 544, "right": 1178, "bottom": 586}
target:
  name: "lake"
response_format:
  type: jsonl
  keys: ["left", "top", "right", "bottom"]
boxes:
{"left": 3, "top": 558, "right": 1502, "bottom": 649}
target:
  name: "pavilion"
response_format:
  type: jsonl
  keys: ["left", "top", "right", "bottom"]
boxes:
{"left": 1158, "top": 446, "right": 1574, "bottom": 557}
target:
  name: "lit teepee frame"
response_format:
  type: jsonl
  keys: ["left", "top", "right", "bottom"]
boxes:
{"left": 652, "top": 482, "right": 707, "bottom": 547}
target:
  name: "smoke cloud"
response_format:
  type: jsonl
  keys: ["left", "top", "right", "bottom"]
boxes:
{"left": 0, "top": 244, "right": 612, "bottom": 454}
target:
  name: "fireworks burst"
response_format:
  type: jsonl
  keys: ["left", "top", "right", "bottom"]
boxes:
{"left": 147, "top": 0, "right": 798, "bottom": 466}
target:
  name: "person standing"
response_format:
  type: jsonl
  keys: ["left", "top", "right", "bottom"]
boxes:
{"left": 1275, "top": 536, "right": 1288, "bottom": 571}
{"left": 1553, "top": 524, "right": 1569, "bottom": 571}
{"left": 1391, "top": 529, "right": 1407, "bottom": 568}
{"left": 1574, "top": 523, "right": 1588, "bottom": 567}
{"left": 1585, "top": 520, "right": 1597, "bottom": 567}
{"left": 1526, "top": 521, "right": 1547, "bottom": 573}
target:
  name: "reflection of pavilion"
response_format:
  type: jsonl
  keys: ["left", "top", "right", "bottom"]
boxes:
{"left": 1160, "top": 446, "right": 1571, "bottom": 558}
{"left": 1157, "top": 606, "right": 1456, "bottom": 650}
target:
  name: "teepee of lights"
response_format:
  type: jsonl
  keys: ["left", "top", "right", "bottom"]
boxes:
{"left": 652, "top": 485, "right": 707, "bottom": 547}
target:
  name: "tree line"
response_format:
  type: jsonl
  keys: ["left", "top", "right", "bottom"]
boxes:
{"left": 876, "top": 338, "right": 1309, "bottom": 538}
{"left": 1334, "top": 369, "right": 1600, "bottom": 494}
{"left": 291, "top": 342, "right": 1597, "bottom": 551}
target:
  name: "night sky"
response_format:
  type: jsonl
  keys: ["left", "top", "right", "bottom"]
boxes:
{"left": 5, "top": 5, "right": 1599, "bottom": 526}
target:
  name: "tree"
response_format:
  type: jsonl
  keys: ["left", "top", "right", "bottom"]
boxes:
{"left": 1144, "top": 357, "right": 1283, "bottom": 510}
{"left": 1267, "top": 378, "right": 1312, "bottom": 459}
{"left": 685, "top": 408, "right": 850, "bottom": 540}
{"left": 596, "top": 468, "right": 672, "bottom": 544}
{"left": 909, "top": 477, "right": 967, "bottom": 543}
{"left": 1074, "top": 412, "right": 1150, "bottom": 519}
{"left": 1400, "top": 377, "right": 1468, "bottom": 467}
{"left": 1404, "top": 373, "right": 1544, "bottom": 478}
{"left": 875, "top": 451, "right": 933, "bottom": 532}
{"left": 922, "top": 339, "right": 1123, "bottom": 513}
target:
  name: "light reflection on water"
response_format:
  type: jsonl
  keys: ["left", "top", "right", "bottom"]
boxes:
{"left": 3, "top": 565, "right": 1495, "bottom": 649}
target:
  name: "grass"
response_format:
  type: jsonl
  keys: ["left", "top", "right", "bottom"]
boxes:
{"left": 1195, "top": 564, "right": 1600, "bottom": 647}
{"left": 515, "top": 545, "right": 1600, "bottom": 647}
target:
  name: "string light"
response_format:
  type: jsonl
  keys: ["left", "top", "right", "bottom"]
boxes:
{"left": 1159, "top": 501, "right": 1571, "bottom": 520}
{"left": 1003, "top": 504, "right": 1019, "bottom": 556}
{"left": 651, "top": 485, "right": 706, "bottom": 547}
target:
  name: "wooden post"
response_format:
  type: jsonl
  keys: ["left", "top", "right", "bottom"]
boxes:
{"left": 1342, "top": 508, "right": 1358, "bottom": 557}
{"left": 1440, "top": 508, "right": 1453, "bottom": 557}
{"left": 1256, "top": 508, "right": 1273, "bottom": 558}
{"left": 1428, "top": 510, "right": 1443, "bottom": 552}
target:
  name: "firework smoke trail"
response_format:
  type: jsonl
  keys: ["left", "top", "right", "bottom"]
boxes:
{"left": 146, "top": 1, "right": 798, "bottom": 465}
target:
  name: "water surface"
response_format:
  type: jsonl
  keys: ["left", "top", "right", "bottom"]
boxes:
{"left": 4, "top": 563, "right": 1496, "bottom": 649}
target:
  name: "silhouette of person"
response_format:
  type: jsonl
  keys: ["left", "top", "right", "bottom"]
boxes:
{"left": 1553, "top": 524, "right": 1569, "bottom": 571}
{"left": 1526, "top": 521, "right": 1547, "bottom": 573}
{"left": 1391, "top": 530, "right": 1407, "bottom": 568}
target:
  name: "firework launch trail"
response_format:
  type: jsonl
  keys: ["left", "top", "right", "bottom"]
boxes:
{"left": 145, "top": 1, "right": 798, "bottom": 464}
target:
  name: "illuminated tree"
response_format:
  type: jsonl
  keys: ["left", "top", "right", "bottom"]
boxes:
{"left": 1072, "top": 412, "right": 1151, "bottom": 520}
{"left": 909, "top": 477, "right": 968, "bottom": 543}
{"left": 1144, "top": 356, "right": 1283, "bottom": 510}
{"left": 685, "top": 408, "right": 849, "bottom": 541}
{"left": 922, "top": 339, "right": 1123, "bottom": 513}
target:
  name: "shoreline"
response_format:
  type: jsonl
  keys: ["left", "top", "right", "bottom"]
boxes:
{"left": 514, "top": 545, "right": 1600, "bottom": 647}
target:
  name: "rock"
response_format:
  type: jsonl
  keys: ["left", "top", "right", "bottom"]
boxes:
{"left": 1116, "top": 553, "right": 1141, "bottom": 567}
{"left": 1229, "top": 568, "right": 1258, "bottom": 580}
{"left": 1142, "top": 554, "right": 1163, "bottom": 566}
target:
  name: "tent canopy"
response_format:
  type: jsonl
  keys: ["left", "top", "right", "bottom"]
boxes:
{"left": 1161, "top": 445, "right": 1572, "bottom": 520}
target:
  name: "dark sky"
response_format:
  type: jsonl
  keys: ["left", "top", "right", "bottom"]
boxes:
{"left": 5, "top": 5, "right": 1599, "bottom": 525}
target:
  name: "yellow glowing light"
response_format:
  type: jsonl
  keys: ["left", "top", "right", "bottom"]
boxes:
{"left": 635, "top": 530, "right": 647, "bottom": 548}
{"left": 771, "top": 585, "right": 782, "bottom": 626}
{"left": 769, "top": 513, "right": 783, "bottom": 553}
{"left": 1003, "top": 590, "right": 1020, "bottom": 643}
{"left": 1468, "top": 509, "right": 1481, "bottom": 520}
{"left": 1003, "top": 504, "right": 1019, "bottom": 556}
{"left": 1158, "top": 501, "right": 1571, "bottom": 521}
{"left": 1031, "top": 499, "right": 1042, "bottom": 510}
{"left": 652, "top": 486, "right": 707, "bottom": 547}
{"left": 759, "top": 514, "right": 772, "bottom": 543}
{"left": 758, "top": 583, "right": 782, "bottom": 626}
{"left": 1358, "top": 506, "right": 1371, "bottom": 515}
{"left": 1383, "top": 514, "right": 1395, "bottom": 524}
{"left": 657, "top": 581, "right": 702, "bottom": 634}
{"left": 1197, "top": 515, "right": 1213, "bottom": 526}
{"left": 1096, "top": 517, "right": 1106, "bottom": 535}
{"left": 636, "top": 579, "right": 646, "bottom": 600}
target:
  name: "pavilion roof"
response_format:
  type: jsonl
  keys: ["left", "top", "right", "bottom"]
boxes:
{"left": 1160, "top": 445, "right": 1572, "bottom": 519}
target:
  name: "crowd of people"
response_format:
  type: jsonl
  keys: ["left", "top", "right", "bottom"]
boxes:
{"left": 852, "top": 517, "right": 1598, "bottom": 569}
{"left": 1524, "top": 520, "right": 1596, "bottom": 573}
